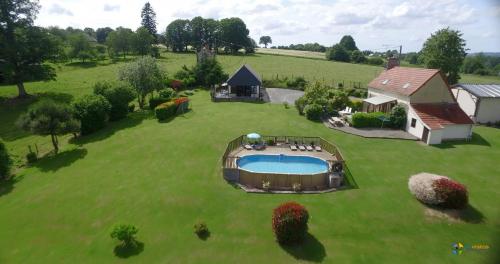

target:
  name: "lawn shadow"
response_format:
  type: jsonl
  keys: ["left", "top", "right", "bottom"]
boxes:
{"left": 65, "top": 61, "right": 98, "bottom": 68}
{"left": 113, "top": 241, "right": 144, "bottom": 258}
{"left": 424, "top": 204, "right": 485, "bottom": 224}
{"left": 71, "top": 110, "right": 152, "bottom": 145}
{"left": 34, "top": 148, "right": 87, "bottom": 172}
{"left": 280, "top": 233, "right": 326, "bottom": 263}
{"left": 157, "top": 109, "right": 193, "bottom": 123}
{"left": 0, "top": 92, "right": 74, "bottom": 142}
{"left": 434, "top": 132, "right": 490, "bottom": 149}
{"left": 197, "top": 230, "right": 211, "bottom": 241}
{"left": 0, "top": 175, "right": 24, "bottom": 197}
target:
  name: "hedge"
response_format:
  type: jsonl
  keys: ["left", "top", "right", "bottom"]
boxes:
{"left": 155, "top": 101, "right": 177, "bottom": 121}
{"left": 149, "top": 97, "right": 170, "bottom": 110}
{"left": 0, "top": 140, "right": 12, "bottom": 180}
{"left": 73, "top": 94, "right": 111, "bottom": 135}
{"left": 351, "top": 112, "right": 387, "bottom": 128}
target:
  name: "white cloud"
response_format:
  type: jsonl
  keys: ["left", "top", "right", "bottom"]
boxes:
{"left": 104, "top": 4, "right": 120, "bottom": 12}
{"left": 34, "top": 0, "right": 500, "bottom": 52}
{"left": 48, "top": 3, "right": 73, "bottom": 16}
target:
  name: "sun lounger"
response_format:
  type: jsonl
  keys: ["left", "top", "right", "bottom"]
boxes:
{"left": 315, "top": 146, "right": 322, "bottom": 151}
{"left": 298, "top": 145, "right": 306, "bottom": 151}
{"left": 306, "top": 145, "right": 313, "bottom": 151}
{"left": 290, "top": 145, "right": 298, "bottom": 151}
{"left": 244, "top": 144, "right": 252, "bottom": 150}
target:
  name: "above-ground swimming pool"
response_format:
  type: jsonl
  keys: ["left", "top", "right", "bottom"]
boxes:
{"left": 237, "top": 154, "right": 329, "bottom": 174}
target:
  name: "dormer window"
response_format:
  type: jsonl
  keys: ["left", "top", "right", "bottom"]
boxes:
{"left": 403, "top": 83, "right": 411, "bottom": 89}
{"left": 381, "top": 79, "right": 389, "bottom": 85}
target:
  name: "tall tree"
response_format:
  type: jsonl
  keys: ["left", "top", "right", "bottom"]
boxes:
{"left": 219, "top": 17, "right": 250, "bottom": 53}
{"left": 68, "top": 32, "right": 95, "bottom": 62}
{"left": 165, "top": 19, "right": 191, "bottom": 52}
{"left": 339, "top": 35, "right": 358, "bottom": 51}
{"left": 326, "top": 44, "right": 350, "bottom": 62}
{"left": 259, "top": 36, "right": 272, "bottom": 48}
{"left": 132, "top": 27, "right": 154, "bottom": 56}
{"left": 0, "top": 0, "right": 60, "bottom": 97}
{"left": 421, "top": 28, "right": 467, "bottom": 84}
{"left": 141, "top": 2, "right": 157, "bottom": 40}
{"left": 106, "top": 27, "right": 134, "bottom": 59}
{"left": 96, "top": 27, "right": 113, "bottom": 44}
{"left": 17, "top": 99, "right": 80, "bottom": 153}
{"left": 190, "top": 16, "right": 219, "bottom": 51}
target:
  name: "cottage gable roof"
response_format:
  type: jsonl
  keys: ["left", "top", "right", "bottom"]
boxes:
{"left": 368, "top": 67, "right": 441, "bottom": 96}
{"left": 411, "top": 103, "right": 473, "bottom": 129}
{"left": 227, "top": 64, "right": 262, "bottom": 86}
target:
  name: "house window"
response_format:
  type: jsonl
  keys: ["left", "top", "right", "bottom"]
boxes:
{"left": 411, "top": 118, "right": 417, "bottom": 128}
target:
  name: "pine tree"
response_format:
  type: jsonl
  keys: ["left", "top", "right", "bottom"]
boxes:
{"left": 141, "top": 2, "right": 157, "bottom": 40}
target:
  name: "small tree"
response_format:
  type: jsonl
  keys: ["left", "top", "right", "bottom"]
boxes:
{"left": 110, "top": 224, "right": 139, "bottom": 247}
{"left": 421, "top": 28, "right": 467, "bottom": 84}
{"left": 0, "top": 140, "right": 13, "bottom": 180}
{"left": 326, "top": 44, "right": 350, "bottom": 62}
{"left": 17, "top": 99, "right": 80, "bottom": 153}
{"left": 119, "top": 56, "right": 166, "bottom": 108}
{"left": 389, "top": 104, "right": 407, "bottom": 129}
{"left": 259, "top": 36, "right": 272, "bottom": 48}
{"left": 93, "top": 82, "right": 136, "bottom": 121}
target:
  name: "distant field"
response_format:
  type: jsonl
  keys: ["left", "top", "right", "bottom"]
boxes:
{"left": 256, "top": 48, "right": 326, "bottom": 60}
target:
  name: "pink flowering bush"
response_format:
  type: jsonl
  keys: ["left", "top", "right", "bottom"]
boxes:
{"left": 408, "top": 173, "right": 469, "bottom": 209}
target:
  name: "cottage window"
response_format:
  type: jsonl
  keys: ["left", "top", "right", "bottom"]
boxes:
{"left": 411, "top": 118, "right": 417, "bottom": 128}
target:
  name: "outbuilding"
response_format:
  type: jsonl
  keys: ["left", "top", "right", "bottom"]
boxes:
{"left": 451, "top": 84, "right": 500, "bottom": 124}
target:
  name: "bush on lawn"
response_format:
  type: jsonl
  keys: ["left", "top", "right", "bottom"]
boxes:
{"left": 286, "top": 76, "right": 308, "bottom": 90}
{"left": 149, "top": 97, "right": 170, "bottom": 110}
{"left": 0, "top": 140, "right": 12, "bottom": 180}
{"left": 174, "top": 97, "right": 190, "bottom": 114}
{"left": 408, "top": 173, "right": 445, "bottom": 205}
{"left": 158, "top": 88, "right": 176, "bottom": 100}
{"left": 272, "top": 202, "right": 309, "bottom": 245}
{"left": 110, "top": 224, "right": 139, "bottom": 246}
{"left": 351, "top": 112, "right": 386, "bottom": 128}
{"left": 432, "top": 178, "right": 468, "bottom": 209}
{"left": 26, "top": 152, "right": 38, "bottom": 164}
{"left": 194, "top": 222, "right": 209, "bottom": 238}
{"left": 94, "top": 82, "right": 136, "bottom": 121}
{"left": 304, "top": 103, "right": 323, "bottom": 121}
{"left": 295, "top": 96, "right": 307, "bottom": 115}
{"left": 155, "top": 101, "right": 177, "bottom": 121}
{"left": 73, "top": 94, "right": 111, "bottom": 135}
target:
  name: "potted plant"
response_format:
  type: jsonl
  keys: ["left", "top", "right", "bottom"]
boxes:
{"left": 262, "top": 181, "right": 271, "bottom": 191}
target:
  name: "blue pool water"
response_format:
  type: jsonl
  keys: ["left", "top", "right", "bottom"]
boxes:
{"left": 237, "top": 154, "right": 328, "bottom": 174}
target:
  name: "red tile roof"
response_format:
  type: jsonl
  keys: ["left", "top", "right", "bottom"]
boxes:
{"left": 368, "top": 67, "right": 441, "bottom": 96}
{"left": 411, "top": 103, "right": 474, "bottom": 129}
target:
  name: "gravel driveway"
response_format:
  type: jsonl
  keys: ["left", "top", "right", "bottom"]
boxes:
{"left": 265, "top": 88, "right": 304, "bottom": 104}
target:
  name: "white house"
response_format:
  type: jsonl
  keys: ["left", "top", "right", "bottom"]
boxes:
{"left": 451, "top": 84, "right": 500, "bottom": 124}
{"left": 363, "top": 67, "right": 473, "bottom": 145}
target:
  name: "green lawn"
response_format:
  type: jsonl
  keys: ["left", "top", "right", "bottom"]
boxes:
{"left": 0, "top": 54, "right": 499, "bottom": 263}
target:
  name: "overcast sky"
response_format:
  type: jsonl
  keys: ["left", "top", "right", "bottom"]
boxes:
{"left": 36, "top": 0, "right": 500, "bottom": 53}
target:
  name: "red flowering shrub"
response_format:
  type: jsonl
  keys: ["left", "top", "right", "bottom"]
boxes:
{"left": 170, "top": 80, "right": 183, "bottom": 90}
{"left": 174, "top": 97, "right": 189, "bottom": 106}
{"left": 432, "top": 178, "right": 468, "bottom": 209}
{"left": 272, "top": 202, "right": 309, "bottom": 245}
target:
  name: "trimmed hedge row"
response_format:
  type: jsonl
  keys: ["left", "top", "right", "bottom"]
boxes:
{"left": 351, "top": 112, "right": 387, "bottom": 128}
{"left": 154, "top": 97, "right": 190, "bottom": 121}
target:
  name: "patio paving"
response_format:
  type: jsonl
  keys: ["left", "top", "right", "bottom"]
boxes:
{"left": 265, "top": 88, "right": 304, "bottom": 104}
{"left": 324, "top": 120, "right": 419, "bottom": 140}
{"left": 230, "top": 145, "right": 337, "bottom": 161}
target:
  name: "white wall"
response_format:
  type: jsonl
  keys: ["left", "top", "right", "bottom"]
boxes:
{"left": 476, "top": 98, "right": 500, "bottom": 123}
{"left": 428, "top": 130, "right": 443, "bottom": 145}
{"left": 406, "top": 107, "right": 425, "bottom": 140}
{"left": 452, "top": 88, "right": 477, "bottom": 120}
{"left": 410, "top": 75, "right": 455, "bottom": 104}
{"left": 442, "top": 124, "right": 472, "bottom": 141}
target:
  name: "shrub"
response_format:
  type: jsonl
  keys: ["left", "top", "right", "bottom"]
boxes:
{"left": 155, "top": 101, "right": 177, "bottom": 121}
{"left": 262, "top": 181, "right": 270, "bottom": 191}
{"left": 158, "top": 88, "right": 176, "bottom": 100}
{"left": 128, "top": 104, "right": 135, "bottom": 113}
{"left": 94, "top": 82, "right": 136, "bottom": 121}
{"left": 170, "top": 79, "right": 183, "bottom": 90}
{"left": 295, "top": 96, "right": 307, "bottom": 115}
{"left": 292, "top": 183, "right": 302, "bottom": 192}
{"left": 408, "top": 173, "right": 445, "bottom": 205}
{"left": 26, "top": 152, "right": 38, "bottom": 164}
{"left": 283, "top": 102, "right": 289, "bottom": 109}
{"left": 304, "top": 103, "right": 323, "bottom": 121}
{"left": 110, "top": 224, "right": 139, "bottom": 246}
{"left": 174, "top": 97, "right": 189, "bottom": 114}
{"left": 389, "top": 104, "right": 407, "bottom": 129}
{"left": 351, "top": 112, "right": 386, "bottom": 128}
{"left": 194, "top": 222, "right": 209, "bottom": 238}
{"left": 432, "top": 178, "right": 468, "bottom": 209}
{"left": 272, "top": 202, "right": 309, "bottom": 245}
{"left": 73, "top": 94, "right": 111, "bottom": 135}
{"left": 349, "top": 100, "right": 363, "bottom": 112}
{"left": 286, "top": 76, "right": 308, "bottom": 90}
{"left": 0, "top": 140, "right": 12, "bottom": 180}
{"left": 149, "top": 97, "right": 170, "bottom": 110}
{"left": 366, "top": 57, "right": 384, "bottom": 65}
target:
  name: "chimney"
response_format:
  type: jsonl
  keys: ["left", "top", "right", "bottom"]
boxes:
{"left": 387, "top": 57, "right": 399, "bottom": 70}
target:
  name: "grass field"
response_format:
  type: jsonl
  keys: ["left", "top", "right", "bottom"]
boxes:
{"left": 0, "top": 52, "right": 499, "bottom": 263}
{"left": 256, "top": 48, "right": 326, "bottom": 60}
